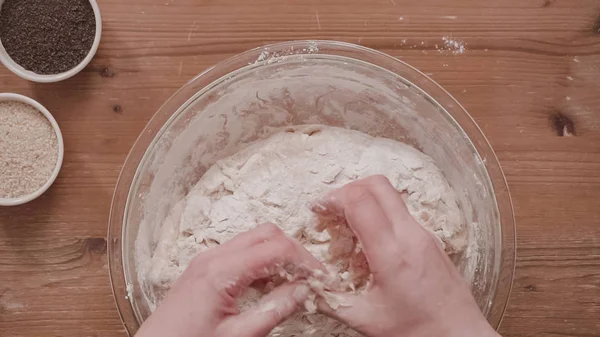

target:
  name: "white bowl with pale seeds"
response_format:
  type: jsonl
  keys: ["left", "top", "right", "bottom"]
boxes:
{"left": 0, "top": 93, "right": 63, "bottom": 206}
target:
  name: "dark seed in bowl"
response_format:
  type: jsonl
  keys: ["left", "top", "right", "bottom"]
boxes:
{"left": 0, "top": 0, "right": 96, "bottom": 75}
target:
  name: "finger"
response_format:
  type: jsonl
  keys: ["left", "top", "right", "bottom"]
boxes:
{"left": 356, "top": 175, "right": 422, "bottom": 233}
{"left": 315, "top": 290, "right": 361, "bottom": 324}
{"left": 314, "top": 183, "right": 396, "bottom": 269}
{"left": 197, "top": 223, "right": 284, "bottom": 261}
{"left": 215, "top": 235, "right": 326, "bottom": 297}
{"left": 317, "top": 291, "right": 399, "bottom": 337}
{"left": 225, "top": 283, "right": 310, "bottom": 337}
{"left": 315, "top": 175, "right": 426, "bottom": 243}
{"left": 359, "top": 176, "right": 434, "bottom": 251}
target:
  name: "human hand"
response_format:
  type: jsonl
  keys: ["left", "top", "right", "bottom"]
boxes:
{"left": 313, "top": 175, "right": 499, "bottom": 337}
{"left": 136, "top": 223, "right": 322, "bottom": 337}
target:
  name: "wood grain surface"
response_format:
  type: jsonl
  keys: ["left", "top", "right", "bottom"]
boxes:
{"left": 1, "top": 0, "right": 600, "bottom": 336}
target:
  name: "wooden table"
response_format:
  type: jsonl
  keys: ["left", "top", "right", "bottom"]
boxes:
{"left": 1, "top": 0, "right": 599, "bottom": 336}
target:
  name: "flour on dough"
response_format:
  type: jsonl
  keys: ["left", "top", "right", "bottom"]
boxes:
{"left": 139, "top": 125, "right": 467, "bottom": 337}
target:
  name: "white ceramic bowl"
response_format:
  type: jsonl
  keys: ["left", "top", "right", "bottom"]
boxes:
{"left": 0, "top": 0, "right": 102, "bottom": 83}
{"left": 0, "top": 93, "right": 64, "bottom": 206}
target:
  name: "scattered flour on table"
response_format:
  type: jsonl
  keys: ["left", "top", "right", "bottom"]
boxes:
{"left": 441, "top": 36, "right": 466, "bottom": 55}
{"left": 139, "top": 125, "right": 467, "bottom": 337}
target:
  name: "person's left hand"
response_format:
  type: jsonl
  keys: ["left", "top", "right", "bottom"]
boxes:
{"left": 136, "top": 223, "right": 323, "bottom": 337}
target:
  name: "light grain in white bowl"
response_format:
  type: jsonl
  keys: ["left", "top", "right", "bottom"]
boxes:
{"left": 0, "top": 100, "right": 59, "bottom": 198}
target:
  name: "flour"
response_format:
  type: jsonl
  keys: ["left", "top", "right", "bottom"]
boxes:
{"left": 141, "top": 125, "right": 467, "bottom": 336}
{"left": 441, "top": 36, "right": 466, "bottom": 55}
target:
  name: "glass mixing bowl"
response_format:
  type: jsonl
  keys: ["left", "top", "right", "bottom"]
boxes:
{"left": 108, "top": 40, "right": 516, "bottom": 336}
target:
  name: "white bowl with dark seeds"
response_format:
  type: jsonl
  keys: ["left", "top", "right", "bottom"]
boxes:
{"left": 0, "top": 0, "right": 102, "bottom": 83}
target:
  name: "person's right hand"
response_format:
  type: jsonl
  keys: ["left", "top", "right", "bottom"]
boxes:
{"left": 313, "top": 175, "right": 500, "bottom": 337}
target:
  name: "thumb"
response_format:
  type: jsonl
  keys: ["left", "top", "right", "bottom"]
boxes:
{"left": 226, "top": 283, "right": 310, "bottom": 337}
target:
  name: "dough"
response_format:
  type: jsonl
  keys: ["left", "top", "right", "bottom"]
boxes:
{"left": 139, "top": 125, "right": 466, "bottom": 336}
